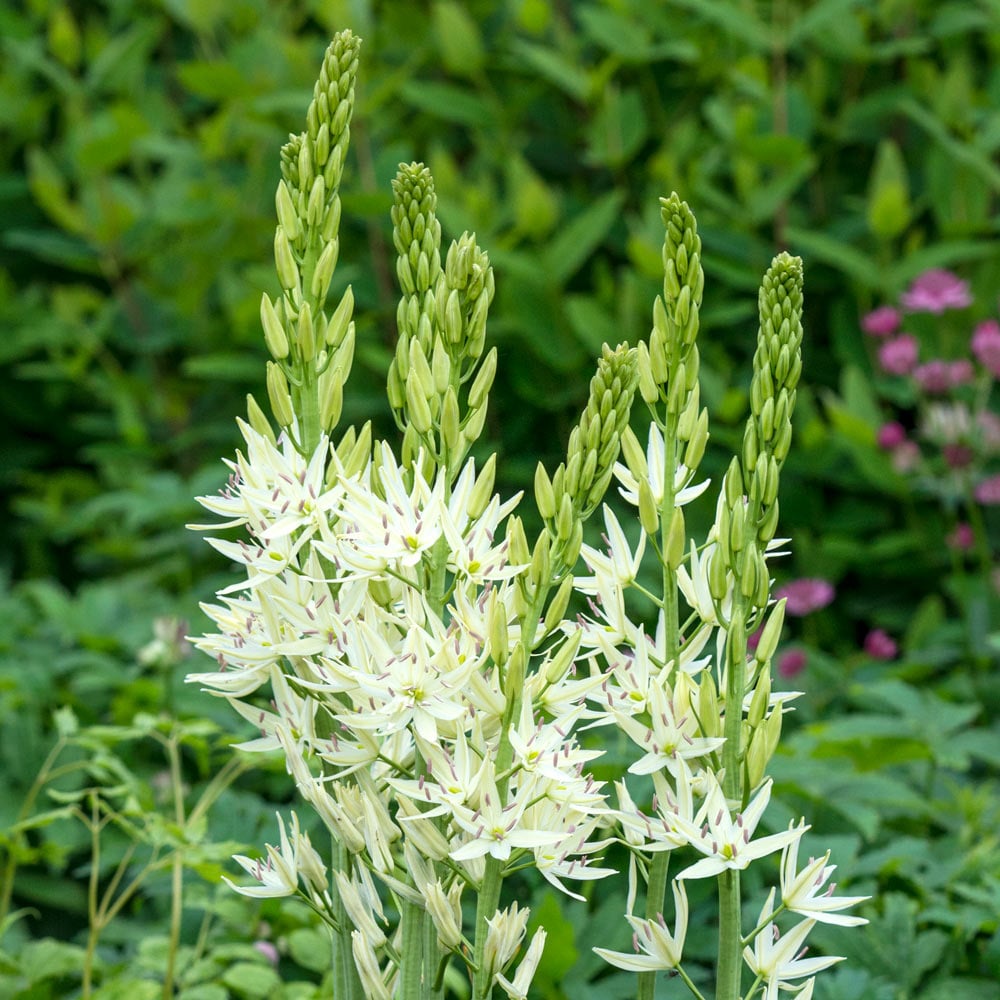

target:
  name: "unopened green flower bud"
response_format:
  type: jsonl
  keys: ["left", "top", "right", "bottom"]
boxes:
{"left": 468, "top": 348, "right": 496, "bottom": 409}
{"left": 505, "top": 642, "right": 526, "bottom": 698}
{"left": 245, "top": 394, "right": 276, "bottom": 444}
{"left": 639, "top": 478, "right": 660, "bottom": 536}
{"left": 636, "top": 341, "right": 659, "bottom": 405}
{"left": 274, "top": 226, "right": 299, "bottom": 290}
{"left": 555, "top": 491, "right": 575, "bottom": 543}
{"left": 544, "top": 627, "right": 581, "bottom": 683}
{"left": 405, "top": 372, "right": 432, "bottom": 433}
{"left": 666, "top": 507, "right": 686, "bottom": 570}
{"left": 757, "top": 498, "right": 780, "bottom": 545}
{"left": 708, "top": 548, "right": 729, "bottom": 602}
{"left": 697, "top": 670, "right": 721, "bottom": 739}
{"left": 431, "top": 338, "right": 451, "bottom": 394}
{"left": 266, "top": 361, "right": 295, "bottom": 427}
{"left": 489, "top": 596, "right": 510, "bottom": 666}
{"left": 563, "top": 519, "right": 584, "bottom": 566}
{"left": 319, "top": 370, "right": 343, "bottom": 432}
{"left": 619, "top": 425, "right": 647, "bottom": 481}
{"left": 543, "top": 576, "right": 574, "bottom": 636}
{"left": 534, "top": 462, "right": 556, "bottom": 520}
{"left": 725, "top": 458, "right": 744, "bottom": 509}
{"left": 311, "top": 239, "right": 339, "bottom": 301}
{"left": 729, "top": 500, "right": 746, "bottom": 554}
{"left": 307, "top": 174, "right": 326, "bottom": 227}
{"left": 260, "top": 294, "right": 289, "bottom": 359}
{"left": 748, "top": 667, "right": 771, "bottom": 728}
{"left": 507, "top": 516, "right": 531, "bottom": 566}
{"left": 465, "top": 453, "right": 496, "bottom": 519}
{"left": 326, "top": 285, "right": 354, "bottom": 347}
{"left": 297, "top": 300, "right": 316, "bottom": 362}
{"left": 441, "top": 387, "right": 461, "bottom": 452}
{"left": 408, "top": 339, "right": 434, "bottom": 397}
{"left": 461, "top": 403, "right": 487, "bottom": 446}
{"left": 755, "top": 599, "right": 786, "bottom": 664}
{"left": 684, "top": 408, "right": 709, "bottom": 470}
{"left": 529, "top": 531, "right": 551, "bottom": 589}
{"left": 739, "top": 545, "right": 759, "bottom": 599}
{"left": 275, "top": 180, "right": 301, "bottom": 242}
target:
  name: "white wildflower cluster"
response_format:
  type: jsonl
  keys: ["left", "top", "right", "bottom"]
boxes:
{"left": 188, "top": 31, "right": 867, "bottom": 1000}
{"left": 192, "top": 425, "right": 615, "bottom": 993}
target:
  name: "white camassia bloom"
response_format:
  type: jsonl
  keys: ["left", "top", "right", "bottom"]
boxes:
{"left": 350, "top": 929, "right": 392, "bottom": 1000}
{"left": 576, "top": 505, "right": 646, "bottom": 592}
{"left": 482, "top": 902, "right": 531, "bottom": 985}
{"left": 496, "top": 927, "right": 547, "bottom": 1000}
{"left": 595, "top": 880, "right": 688, "bottom": 972}
{"left": 617, "top": 681, "right": 725, "bottom": 777}
{"left": 780, "top": 833, "right": 869, "bottom": 925}
{"left": 613, "top": 422, "right": 711, "bottom": 508}
{"left": 674, "top": 776, "right": 805, "bottom": 880}
{"left": 744, "top": 889, "right": 843, "bottom": 1000}
{"left": 225, "top": 812, "right": 315, "bottom": 899}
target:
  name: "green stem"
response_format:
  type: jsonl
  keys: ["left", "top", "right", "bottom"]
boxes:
{"left": 717, "top": 595, "right": 749, "bottom": 1000}
{"left": 331, "top": 838, "right": 364, "bottom": 1000}
{"left": 400, "top": 896, "right": 426, "bottom": 1000}
{"left": 639, "top": 410, "right": 681, "bottom": 1000}
{"left": 163, "top": 735, "right": 186, "bottom": 1000}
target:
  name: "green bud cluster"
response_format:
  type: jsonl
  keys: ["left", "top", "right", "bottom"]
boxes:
{"left": 534, "top": 343, "right": 638, "bottom": 573}
{"left": 710, "top": 253, "right": 804, "bottom": 613}
{"left": 636, "top": 195, "right": 709, "bottom": 473}
{"left": 387, "top": 163, "right": 496, "bottom": 479}
{"left": 261, "top": 30, "right": 361, "bottom": 452}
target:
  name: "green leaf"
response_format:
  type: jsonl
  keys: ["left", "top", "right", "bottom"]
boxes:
{"left": 221, "top": 961, "right": 281, "bottom": 999}
{"left": 19, "top": 939, "right": 88, "bottom": 982}
{"left": 867, "top": 138, "right": 911, "bottom": 239}
{"left": 545, "top": 191, "right": 625, "bottom": 284}
{"left": 432, "top": 1, "right": 485, "bottom": 77}
{"left": 784, "top": 226, "right": 878, "bottom": 288}
{"left": 399, "top": 81, "right": 496, "bottom": 128}
{"left": 287, "top": 927, "right": 330, "bottom": 974}
{"left": 509, "top": 39, "right": 590, "bottom": 102}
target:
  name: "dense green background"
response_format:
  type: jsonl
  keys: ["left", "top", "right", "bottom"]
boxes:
{"left": 2, "top": 1, "right": 999, "bottom": 997}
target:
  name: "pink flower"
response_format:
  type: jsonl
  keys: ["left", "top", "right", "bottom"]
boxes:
{"left": 977, "top": 411, "right": 1000, "bottom": 452}
{"left": 254, "top": 941, "right": 280, "bottom": 966}
{"left": 774, "top": 578, "right": 835, "bottom": 616}
{"left": 946, "top": 522, "right": 975, "bottom": 551}
{"left": 972, "top": 320, "right": 1000, "bottom": 377}
{"left": 777, "top": 649, "right": 807, "bottom": 678}
{"left": 863, "top": 629, "right": 897, "bottom": 661}
{"left": 942, "top": 443, "right": 973, "bottom": 469}
{"left": 974, "top": 474, "right": 1000, "bottom": 505}
{"left": 877, "top": 422, "right": 907, "bottom": 450}
{"left": 878, "top": 334, "right": 919, "bottom": 375}
{"left": 948, "top": 359, "right": 975, "bottom": 387}
{"left": 891, "top": 440, "right": 921, "bottom": 473}
{"left": 862, "top": 306, "right": 901, "bottom": 337}
{"left": 900, "top": 269, "right": 972, "bottom": 313}
{"left": 913, "top": 359, "right": 954, "bottom": 394}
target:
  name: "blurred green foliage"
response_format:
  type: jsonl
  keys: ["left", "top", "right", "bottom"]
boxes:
{"left": 2, "top": 0, "right": 1000, "bottom": 997}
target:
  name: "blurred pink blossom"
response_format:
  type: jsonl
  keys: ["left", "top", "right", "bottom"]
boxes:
{"left": 974, "top": 475, "right": 1000, "bottom": 505}
{"left": 863, "top": 629, "right": 898, "bottom": 661}
{"left": 972, "top": 320, "right": 1000, "bottom": 376}
{"left": 942, "top": 443, "right": 974, "bottom": 469}
{"left": 862, "top": 306, "right": 901, "bottom": 337}
{"left": 878, "top": 334, "right": 918, "bottom": 375}
{"left": 777, "top": 649, "right": 807, "bottom": 678}
{"left": 877, "top": 422, "right": 907, "bottom": 450}
{"left": 254, "top": 941, "right": 279, "bottom": 966}
{"left": 913, "top": 360, "right": 951, "bottom": 394}
{"left": 774, "top": 578, "right": 835, "bottom": 616}
{"left": 946, "top": 522, "right": 975, "bottom": 551}
{"left": 900, "top": 269, "right": 972, "bottom": 313}
{"left": 977, "top": 411, "right": 1000, "bottom": 451}
{"left": 747, "top": 626, "right": 762, "bottom": 654}
{"left": 948, "top": 359, "right": 975, "bottom": 387}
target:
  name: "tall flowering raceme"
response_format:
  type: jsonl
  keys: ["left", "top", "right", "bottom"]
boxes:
{"left": 188, "top": 31, "right": 866, "bottom": 1000}
{"left": 863, "top": 268, "right": 999, "bottom": 578}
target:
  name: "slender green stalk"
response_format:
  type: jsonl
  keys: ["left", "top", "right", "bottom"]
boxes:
{"left": 331, "top": 838, "right": 364, "bottom": 1000}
